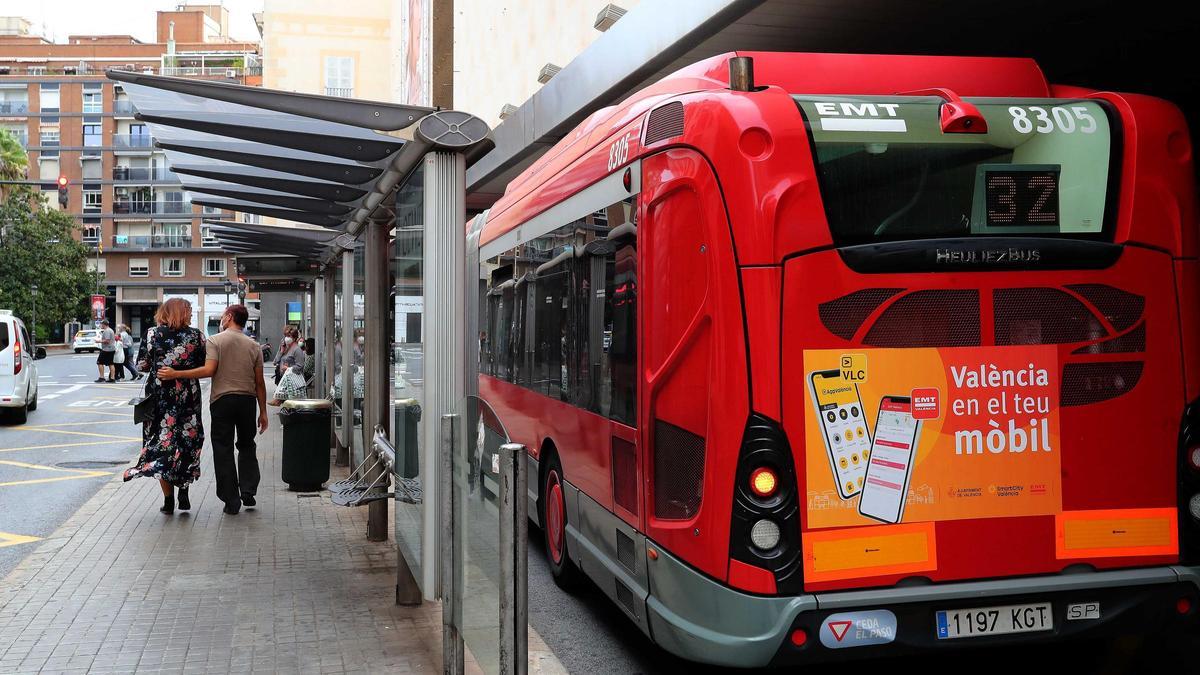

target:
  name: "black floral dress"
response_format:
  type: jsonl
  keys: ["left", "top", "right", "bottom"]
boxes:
{"left": 122, "top": 325, "right": 206, "bottom": 487}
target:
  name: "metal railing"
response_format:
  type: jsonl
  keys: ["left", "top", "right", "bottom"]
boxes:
{"left": 112, "top": 167, "right": 177, "bottom": 181}
{"left": 0, "top": 101, "right": 30, "bottom": 115}
{"left": 159, "top": 66, "right": 263, "bottom": 78}
{"left": 110, "top": 235, "right": 193, "bottom": 249}
{"left": 324, "top": 87, "right": 354, "bottom": 98}
{"left": 111, "top": 134, "right": 153, "bottom": 149}
{"left": 112, "top": 100, "right": 136, "bottom": 115}
{"left": 112, "top": 200, "right": 192, "bottom": 215}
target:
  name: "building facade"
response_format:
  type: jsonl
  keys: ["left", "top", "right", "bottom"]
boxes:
{"left": 0, "top": 5, "right": 261, "bottom": 339}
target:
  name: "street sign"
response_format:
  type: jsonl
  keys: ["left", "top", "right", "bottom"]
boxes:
{"left": 248, "top": 278, "right": 308, "bottom": 292}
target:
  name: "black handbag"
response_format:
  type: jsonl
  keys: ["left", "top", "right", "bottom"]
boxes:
{"left": 129, "top": 336, "right": 158, "bottom": 424}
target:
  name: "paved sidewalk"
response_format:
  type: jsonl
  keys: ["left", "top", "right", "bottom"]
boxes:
{"left": 0, "top": 409, "right": 451, "bottom": 674}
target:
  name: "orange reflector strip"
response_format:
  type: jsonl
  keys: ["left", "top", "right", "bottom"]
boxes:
{"left": 803, "top": 522, "right": 937, "bottom": 583}
{"left": 1055, "top": 508, "right": 1178, "bottom": 559}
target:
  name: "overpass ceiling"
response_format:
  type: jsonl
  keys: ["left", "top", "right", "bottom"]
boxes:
{"left": 467, "top": 0, "right": 1195, "bottom": 207}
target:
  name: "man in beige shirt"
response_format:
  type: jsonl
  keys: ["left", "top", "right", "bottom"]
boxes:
{"left": 159, "top": 304, "right": 268, "bottom": 515}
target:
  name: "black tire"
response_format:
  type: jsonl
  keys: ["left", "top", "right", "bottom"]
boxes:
{"left": 540, "top": 452, "right": 580, "bottom": 590}
{"left": 74, "top": 348, "right": 81, "bottom": 354}
{"left": 27, "top": 387, "right": 36, "bottom": 412}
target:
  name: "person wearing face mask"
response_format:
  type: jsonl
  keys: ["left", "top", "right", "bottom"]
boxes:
{"left": 273, "top": 328, "right": 303, "bottom": 384}
{"left": 158, "top": 304, "right": 269, "bottom": 515}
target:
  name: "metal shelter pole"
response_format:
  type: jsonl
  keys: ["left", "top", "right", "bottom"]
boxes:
{"left": 421, "top": 151, "right": 467, "bottom": 598}
{"left": 364, "top": 215, "right": 390, "bottom": 542}
{"left": 339, "top": 247, "right": 355, "bottom": 467}
{"left": 313, "top": 276, "right": 326, "bottom": 397}
{"left": 323, "top": 269, "right": 336, "bottom": 454}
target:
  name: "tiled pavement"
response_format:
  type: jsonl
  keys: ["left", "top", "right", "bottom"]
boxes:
{"left": 0, "top": 404, "right": 494, "bottom": 675}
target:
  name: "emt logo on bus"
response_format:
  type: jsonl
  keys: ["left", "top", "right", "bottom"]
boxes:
{"left": 812, "top": 101, "right": 907, "bottom": 133}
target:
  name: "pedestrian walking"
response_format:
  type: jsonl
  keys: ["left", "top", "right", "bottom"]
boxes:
{"left": 117, "top": 324, "right": 141, "bottom": 381}
{"left": 158, "top": 304, "right": 268, "bottom": 515}
{"left": 122, "top": 298, "right": 206, "bottom": 514}
{"left": 94, "top": 319, "right": 118, "bottom": 382}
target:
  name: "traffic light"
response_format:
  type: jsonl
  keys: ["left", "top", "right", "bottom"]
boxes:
{"left": 57, "top": 175, "right": 68, "bottom": 208}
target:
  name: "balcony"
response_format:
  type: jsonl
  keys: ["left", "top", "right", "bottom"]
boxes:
{"left": 112, "top": 134, "right": 153, "bottom": 149}
{"left": 110, "top": 235, "right": 193, "bottom": 250}
{"left": 324, "top": 87, "right": 354, "bottom": 98}
{"left": 159, "top": 66, "right": 263, "bottom": 78}
{"left": 112, "top": 200, "right": 193, "bottom": 215}
{"left": 112, "top": 167, "right": 178, "bottom": 182}
{"left": 113, "top": 100, "right": 136, "bottom": 115}
{"left": 0, "top": 101, "right": 30, "bottom": 115}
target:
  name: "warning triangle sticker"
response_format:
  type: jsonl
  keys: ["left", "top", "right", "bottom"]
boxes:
{"left": 829, "top": 621, "right": 853, "bottom": 642}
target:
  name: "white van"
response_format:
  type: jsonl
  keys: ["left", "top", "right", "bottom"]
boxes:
{"left": 0, "top": 310, "right": 46, "bottom": 423}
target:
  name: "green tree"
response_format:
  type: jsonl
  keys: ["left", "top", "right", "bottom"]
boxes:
{"left": 0, "top": 187, "right": 98, "bottom": 342}
{"left": 0, "top": 128, "right": 29, "bottom": 200}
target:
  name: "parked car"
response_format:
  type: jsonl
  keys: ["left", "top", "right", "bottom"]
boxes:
{"left": 0, "top": 310, "right": 46, "bottom": 424}
{"left": 73, "top": 329, "right": 99, "bottom": 353}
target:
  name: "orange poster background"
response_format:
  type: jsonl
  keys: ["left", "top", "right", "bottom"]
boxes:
{"left": 804, "top": 347, "right": 1062, "bottom": 529}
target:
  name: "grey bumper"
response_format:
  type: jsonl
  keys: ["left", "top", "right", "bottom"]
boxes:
{"left": 645, "top": 544, "right": 1200, "bottom": 667}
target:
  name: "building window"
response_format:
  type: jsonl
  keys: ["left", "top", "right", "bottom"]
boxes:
{"left": 27, "top": 66, "right": 46, "bottom": 76}
{"left": 81, "top": 221, "right": 101, "bottom": 243}
{"left": 82, "top": 90, "right": 102, "bottom": 114}
{"left": 86, "top": 258, "right": 106, "bottom": 275}
{"left": 129, "top": 258, "right": 149, "bottom": 278}
{"left": 161, "top": 258, "right": 184, "bottom": 277}
{"left": 323, "top": 56, "right": 354, "bottom": 97}
{"left": 39, "top": 127, "right": 59, "bottom": 146}
{"left": 39, "top": 84, "right": 59, "bottom": 112}
{"left": 203, "top": 258, "right": 227, "bottom": 277}
{"left": 83, "top": 124, "right": 102, "bottom": 147}
{"left": 200, "top": 225, "right": 219, "bottom": 247}
{"left": 83, "top": 190, "right": 101, "bottom": 213}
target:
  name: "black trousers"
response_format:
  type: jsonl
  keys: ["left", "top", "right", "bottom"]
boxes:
{"left": 210, "top": 394, "right": 260, "bottom": 507}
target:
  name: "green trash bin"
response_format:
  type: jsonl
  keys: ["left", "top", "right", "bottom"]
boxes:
{"left": 280, "top": 399, "right": 333, "bottom": 491}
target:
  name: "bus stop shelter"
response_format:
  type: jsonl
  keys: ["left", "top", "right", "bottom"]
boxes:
{"left": 108, "top": 71, "right": 493, "bottom": 647}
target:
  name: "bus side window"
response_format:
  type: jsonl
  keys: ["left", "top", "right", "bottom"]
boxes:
{"left": 600, "top": 199, "right": 637, "bottom": 426}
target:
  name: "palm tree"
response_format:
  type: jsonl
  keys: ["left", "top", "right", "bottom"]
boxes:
{"left": 0, "top": 129, "right": 28, "bottom": 200}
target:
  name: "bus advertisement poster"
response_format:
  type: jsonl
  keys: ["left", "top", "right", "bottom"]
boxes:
{"left": 803, "top": 346, "right": 1062, "bottom": 530}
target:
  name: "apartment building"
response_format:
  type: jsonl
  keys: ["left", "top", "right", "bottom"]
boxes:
{"left": 0, "top": 5, "right": 261, "bottom": 338}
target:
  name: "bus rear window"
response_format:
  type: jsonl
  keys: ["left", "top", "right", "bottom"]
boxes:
{"left": 0, "top": 323, "right": 7, "bottom": 352}
{"left": 794, "top": 96, "right": 1115, "bottom": 246}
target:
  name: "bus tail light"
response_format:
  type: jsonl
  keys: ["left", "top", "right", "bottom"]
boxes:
{"left": 12, "top": 339, "right": 20, "bottom": 375}
{"left": 749, "top": 467, "right": 778, "bottom": 498}
{"left": 729, "top": 414, "right": 803, "bottom": 594}
{"left": 750, "top": 519, "right": 781, "bottom": 550}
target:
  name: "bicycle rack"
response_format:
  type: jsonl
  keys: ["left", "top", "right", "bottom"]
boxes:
{"left": 330, "top": 443, "right": 393, "bottom": 506}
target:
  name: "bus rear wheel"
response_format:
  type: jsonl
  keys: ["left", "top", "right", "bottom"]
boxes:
{"left": 541, "top": 455, "right": 580, "bottom": 590}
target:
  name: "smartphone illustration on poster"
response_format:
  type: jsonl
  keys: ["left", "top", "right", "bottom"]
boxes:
{"left": 808, "top": 369, "right": 871, "bottom": 499}
{"left": 859, "top": 395, "right": 922, "bottom": 524}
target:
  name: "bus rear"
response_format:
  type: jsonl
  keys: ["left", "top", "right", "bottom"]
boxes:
{"left": 740, "top": 62, "right": 1200, "bottom": 662}
{"left": 629, "top": 54, "right": 1200, "bottom": 666}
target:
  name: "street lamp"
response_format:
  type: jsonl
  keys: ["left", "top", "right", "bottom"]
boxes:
{"left": 29, "top": 284, "right": 37, "bottom": 346}
{"left": 223, "top": 279, "right": 232, "bottom": 305}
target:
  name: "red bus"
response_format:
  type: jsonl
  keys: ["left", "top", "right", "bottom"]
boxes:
{"left": 471, "top": 52, "right": 1199, "bottom": 666}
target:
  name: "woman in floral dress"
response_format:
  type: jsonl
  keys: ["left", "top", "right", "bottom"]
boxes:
{"left": 123, "top": 297, "right": 206, "bottom": 514}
